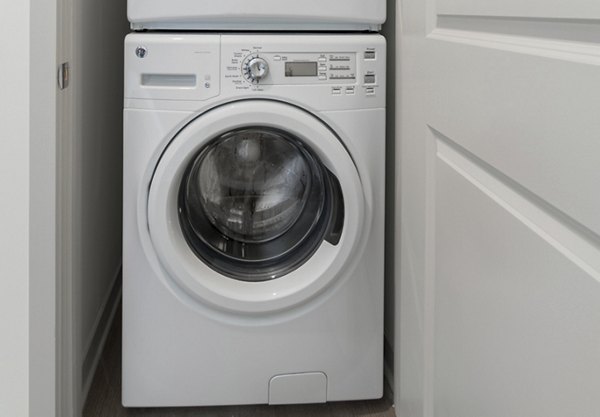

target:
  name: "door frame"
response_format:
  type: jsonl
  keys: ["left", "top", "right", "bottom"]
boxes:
{"left": 29, "top": 0, "right": 62, "bottom": 416}
{"left": 55, "top": 0, "right": 81, "bottom": 414}
{"left": 29, "top": 0, "right": 80, "bottom": 416}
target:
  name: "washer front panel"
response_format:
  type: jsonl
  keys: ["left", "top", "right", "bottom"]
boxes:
{"left": 146, "top": 100, "right": 366, "bottom": 314}
{"left": 124, "top": 33, "right": 387, "bottom": 111}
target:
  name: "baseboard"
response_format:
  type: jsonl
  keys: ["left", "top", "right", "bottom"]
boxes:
{"left": 384, "top": 335, "right": 394, "bottom": 396}
{"left": 81, "top": 266, "right": 122, "bottom": 406}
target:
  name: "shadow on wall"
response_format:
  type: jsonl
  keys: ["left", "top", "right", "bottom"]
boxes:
{"left": 381, "top": 0, "right": 397, "bottom": 394}
{"left": 74, "top": 0, "right": 130, "bottom": 405}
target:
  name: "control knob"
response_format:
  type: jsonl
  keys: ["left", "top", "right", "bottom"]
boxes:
{"left": 243, "top": 56, "right": 269, "bottom": 84}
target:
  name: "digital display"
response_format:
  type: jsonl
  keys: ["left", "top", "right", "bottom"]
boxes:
{"left": 285, "top": 62, "right": 318, "bottom": 77}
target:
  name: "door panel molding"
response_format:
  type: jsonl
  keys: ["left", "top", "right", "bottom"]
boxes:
{"left": 429, "top": 28, "right": 600, "bottom": 65}
{"left": 434, "top": 157, "right": 600, "bottom": 416}
{"left": 436, "top": 0, "right": 600, "bottom": 20}
{"left": 437, "top": 15, "right": 600, "bottom": 44}
{"left": 426, "top": 43, "right": 600, "bottom": 235}
{"left": 434, "top": 128, "right": 600, "bottom": 283}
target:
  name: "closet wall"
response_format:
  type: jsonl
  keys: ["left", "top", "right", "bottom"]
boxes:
{"left": 70, "top": 0, "right": 129, "bottom": 405}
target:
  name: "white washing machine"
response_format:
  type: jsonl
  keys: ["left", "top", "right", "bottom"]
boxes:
{"left": 128, "top": 0, "right": 386, "bottom": 31}
{"left": 123, "top": 33, "right": 386, "bottom": 407}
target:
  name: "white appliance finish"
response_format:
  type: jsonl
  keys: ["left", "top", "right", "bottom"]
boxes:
{"left": 123, "top": 33, "right": 386, "bottom": 407}
{"left": 127, "top": 0, "right": 386, "bottom": 31}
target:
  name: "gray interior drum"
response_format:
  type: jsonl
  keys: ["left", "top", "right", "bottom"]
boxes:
{"left": 178, "top": 126, "right": 344, "bottom": 281}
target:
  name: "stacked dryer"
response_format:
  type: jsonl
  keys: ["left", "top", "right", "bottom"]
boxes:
{"left": 128, "top": 0, "right": 385, "bottom": 31}
{"left": 123, "top": 0, "right": 387, "bottom": 408}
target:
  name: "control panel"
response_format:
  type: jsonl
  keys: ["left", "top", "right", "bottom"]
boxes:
{"left": 227, "top": 51, "right": 358, "bottom": 86}
{"left": 216, "top": 34, "right": 386, "bottom": 100}
{"left": 125, "top": 34, "right": 385, "bottom": 106}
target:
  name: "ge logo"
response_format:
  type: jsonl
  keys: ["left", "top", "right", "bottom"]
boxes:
{"left": 135, "top": 46, "right": 148, "bottom": 58}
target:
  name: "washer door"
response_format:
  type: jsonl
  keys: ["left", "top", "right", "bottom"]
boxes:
{"left": 147, "top": 100, "right": 366, "bottom": 314}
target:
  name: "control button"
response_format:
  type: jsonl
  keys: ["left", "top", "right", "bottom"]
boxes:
{"left": 242, "top": 56, "right": 270, "bottom": 84}
{"left": 330, "top": 75, "right": 356, "bottom": 80}
{"left": 330, "top": 55, "right": 351, "bottom": 62}
{"left": 332, "top": 87, "right": 342, "bottom": 95}
{"left": 345, "top": 87, "right": 355, "bottom": 95}
{"left": 366, "top": 87, "right": 375, "bottom": 95}
{"left": 318, "top": 57, "right": 327, "bottom": 62}
{"left": 273, "top": 55, "right": 282, "bottom": 61}
{"left": 319, "top": 65, "right": 327, "bottom": 72}
{"left": 364, "top": 74, "right": 376, "bottom": 84}
{"left": 364, "top": 50, "right": 376, "bottom": 60}
{"left": 319, "top": 73, "right": 327, "bottom": 80}
{"left": 330, "top": 65, "right": 351, "bottom": 71}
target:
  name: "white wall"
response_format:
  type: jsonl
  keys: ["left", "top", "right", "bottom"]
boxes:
{"left": 0, "top": 2, "right": 31, "bottom": 416}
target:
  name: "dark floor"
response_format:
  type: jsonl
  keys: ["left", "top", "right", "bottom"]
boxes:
{"left": 83, "top": 305, "right": 396, "bottom": 417}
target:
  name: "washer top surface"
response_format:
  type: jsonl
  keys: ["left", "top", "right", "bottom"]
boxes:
{"left": 128, "top": 0, "right": 386, "bottom": 31}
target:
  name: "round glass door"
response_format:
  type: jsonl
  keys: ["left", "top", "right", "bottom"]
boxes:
{"left": 178, "top": 126, "right": 343, "bottom": 282}
{"left": 146, "top": 99, "right": 365, "bottom": 314}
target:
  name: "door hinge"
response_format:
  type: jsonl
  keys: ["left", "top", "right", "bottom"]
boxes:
{"left": 58, "top": 62, "right": 70, "bottom": 90}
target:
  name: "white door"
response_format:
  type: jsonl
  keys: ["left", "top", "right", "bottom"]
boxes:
{"left": 397, "top": 0, "right": 600, "bottom": 416}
